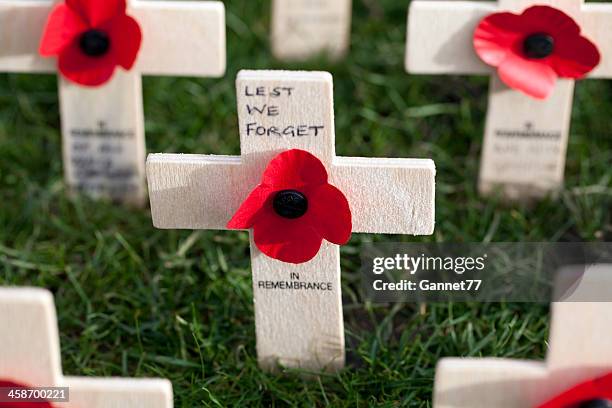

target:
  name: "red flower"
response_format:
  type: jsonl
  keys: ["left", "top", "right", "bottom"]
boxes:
{"left": 39, "top": 0, "right": 142, "bottom": 87}
{"left": 0, "top": 380, "right": 53, "bottom": 407}
{"left": 473, "top": 5, "right": 600, "bottom": 99}
{"left": 227, "top": 149, "right": 352, "bottom": 264}
{"left": 537, "top": 373, "right": 612, "bottom": 408}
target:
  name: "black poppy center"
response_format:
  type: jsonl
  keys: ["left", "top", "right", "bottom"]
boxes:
{"left": 578, "top": 400, "right": 612, "bottom": 408}
{"left": 273, "top": 190, "right": 308, "bottom": 219}
{"left": 79, "top": 30, "right": 111, "bottom": 57}
{"left": 523, "top": 33, "right": 554, "bottom": 59}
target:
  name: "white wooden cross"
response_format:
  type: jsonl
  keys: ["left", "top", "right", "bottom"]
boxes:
{"left": 271, "top": 0, "right": 352, "bottom": 61}
{"left": 0, "top": 0, "right": 226, "bottom": 206}
{"left": 146, "top": 70, "right": 436, "bottom": 372}
{"left": 405, "top": 0, "right": 612, "bottom": 200}
{"left": 0, "top": 287, "right": 172, "bottom": 407}
{"left": 433, "top": 264, "right": 612, "bottom": 407}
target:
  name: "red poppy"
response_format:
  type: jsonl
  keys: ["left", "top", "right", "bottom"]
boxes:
{"left": 227, "top": 149, "right": 352, "bottom": 264}
{"left": 537, "top": 373, "right": 612, "bottom": 408}
{"left": 473, "top": 5, "right": 600, "bottom": 99}
{"left": 39, "top": 0, "right": 142, "bottom": 87}
{"left": 0, "top": 380, "right": 53, "bottom": 407}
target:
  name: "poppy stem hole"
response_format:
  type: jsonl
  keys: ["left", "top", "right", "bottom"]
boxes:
{"left": 523, "top": 33, "right": 554, "bottom": 59}
{"left": 79, "top": 29, "right": 111, "bottom": 57}
{"left": 578, "top": 399, "right": 612, "bottom": 408}
{"left": 273, "top": 190, "right": 308, "bottom": 219}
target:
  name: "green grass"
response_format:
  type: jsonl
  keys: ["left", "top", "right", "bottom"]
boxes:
{"left": 1, "top": 0, "right": 611, "bottom": 406}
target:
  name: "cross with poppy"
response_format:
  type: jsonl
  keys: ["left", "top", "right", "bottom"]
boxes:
{"left": 405, "top": 0, "right": 612, "bottom": 200}
{"left": 0, "top": 0, "right": 226, "bottom": 206}
{"left": 0, "top": 287, "right": 172, "bottom": 407}
{"left": 271, "top": 0, "right": 352, "bottom": 61}
{"left": 433, "top": 264, "right": 612, "bottom": 408}
{"left": 146, "top": 70, "right": 436, "bottom": 371}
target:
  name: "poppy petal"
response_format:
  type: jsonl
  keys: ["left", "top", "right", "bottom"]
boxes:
{"left": 522, "top": 5, "right": 580, "bottom": 38}
{"left": 39, "top": 3, "right": 87, "bottom": 56}
{"left": 58, "top": 41, "right": 117, "bottom": 86}
{"left": 474, "top": 12, "right": 524, "bottom": 67}
{"left": 549, "top": 34, "right": 601, "bottom": 78}
{"left": 537, "top": 373, "right": 612, "bottom": 408}
{"left": 497, "top": 53, "right": 557, "bottom": 99}
{"left": 227, "top": 186, "right": 274, "bottom": 230}
{"left": 252, "top": 214, "right": 323, "bottom": 264}
{"left": 307, "top": 184, "right": 352, "bottom": 245}
{"left": 66, "top": 0, "right": 127, "bottom": 27}
{"left": 261, "top": 149, "right": 328, "bottom": 190}
{"left": 104, "top": 14, "right": 142, "bottom": 70}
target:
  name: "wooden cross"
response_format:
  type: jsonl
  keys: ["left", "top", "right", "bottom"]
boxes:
{"left": 405, "top": 0, "right": 612, "bottom": 200}
{"left": 271, "top": 0, "right": 352, "bottom": 61}
{"left": 0, "top": 0, "right": 226, "bottom": 206}
{"left": 433, "top": 264, "right": 612, "bottom": 407}
{"left": 146, "top": 70, "right": 436, "bottom": 371}
{"left": 0, "top": 287, "right": 172, "bottom": 407}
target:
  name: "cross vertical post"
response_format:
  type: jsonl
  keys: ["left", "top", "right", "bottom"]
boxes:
{"left": 405, "top": 0, "right": 612, "bottom": 200}
{"left": 147, "top": 70, "right": 436, "bottom": 371}
{"left": 0, "top": 287, "right": 173, "bottom": 407}
{"left": 271, "top": 0, "right": 352, "bottom": 61}
{"left": 0, "top": 0, "right": 226, "bottom": 206}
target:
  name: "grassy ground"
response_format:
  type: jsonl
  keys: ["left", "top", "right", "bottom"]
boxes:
{"left": 1, "top": 0, "right": 611, "bottom": 406}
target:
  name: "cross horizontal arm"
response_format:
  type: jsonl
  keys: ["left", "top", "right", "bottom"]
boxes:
{"left": 498, "top": 0, "right": 583, "bottom": 11}
{"left": 133, "top": 1, "right": 226, "bottom": 77}
{"left": 433, "top": 358, "right": 547, "bottom": 408}
{"left": 332, "top": 157, "right": 435, "bottom": 235}
{"left": 64, "top": 377, "right": 173, "bottom": 408}
{"left": 147, "top": 154, "right": 436, "bottom": 235}
{"left": 582, "top": 4, "right": 612, "bottom": 78}
{"left": 147, "top": 154, "right": 254, "bottom": 230}
{"left": 0, "top": 288, "right": 62, "bottom": 386}
{"left": 0, "top": 1, "right": 225, "bottom": 77}
{"left": 0, "top": 1, "right": 55, "bottom": 73}
{"left": 406, "top": 1, "right": 495, "bottom": 75}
